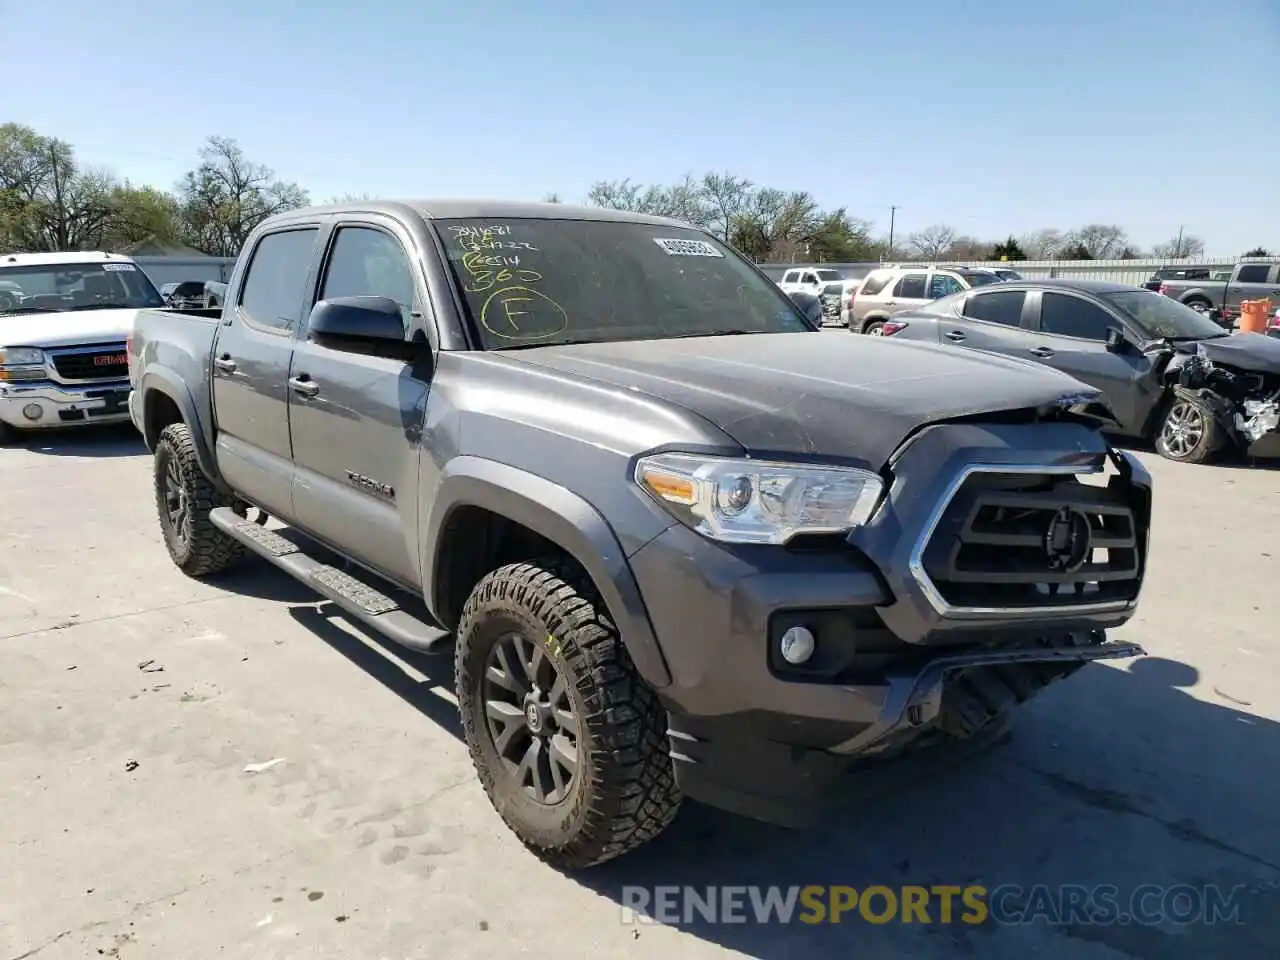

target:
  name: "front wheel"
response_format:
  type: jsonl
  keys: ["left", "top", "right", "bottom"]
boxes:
{"left": 153, "top": 422, "right": 246, "bottom": 576}
{"left": 1154, "top": 394, "right": 1220, "bottom": 463}
{"left": 455, "top": 560, "right": 680, "bottom": 870}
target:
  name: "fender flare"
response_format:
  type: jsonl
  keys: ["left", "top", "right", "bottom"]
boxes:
{"left": 139, "top": 367, "right": 226, "bottom": 491}
{"left": 421, "top": 456, "right": 672, "bottom": 689}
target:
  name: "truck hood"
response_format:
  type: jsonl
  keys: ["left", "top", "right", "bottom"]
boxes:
{"left": 1179, "top": 333, "right": 1280, "bottom": 375}
{"left": 509, "top": 332, "right": 1106, "bottom": 467}
{"left": 0, "top": 308, "right": 138, "bottom": 348}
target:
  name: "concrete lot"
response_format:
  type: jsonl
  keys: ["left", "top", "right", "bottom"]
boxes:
{"left": 1, "top": 425, "right": 1278, "bottom": 960}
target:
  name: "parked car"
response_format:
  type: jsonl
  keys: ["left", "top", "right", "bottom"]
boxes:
{"left": 818, "top": 278, "right": 856, "bottom": 325}
{"left": 881, "top": 278, "right": 1280, "bottom": 463}
{"left": 846, "top": 265, "right": 1006, "bottom": 334}
{"left": 1140, "top": 265, "right": 1225, "bottom": 292}
{"left": 0, "top": 251, "right": 167, "bottom": 444}
{"left": 989, "top": 267, "right": 1024, "bottom": 281}
{"left": 777, "top": 266, "right": 845, "bottom": 297}
{"left": 0, "top": 251, "right": 224, "bottom": 445}
{"left": 1153, "top": 260, "right": 1280, "bottom": 326}
{"left": 128, "top": 199, "right": 1149, "bottom": 869}
{"left": 167, "top": 279, "right": 225, "bottom": 310}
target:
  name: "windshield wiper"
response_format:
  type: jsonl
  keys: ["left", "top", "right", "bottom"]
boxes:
{"left": 0, "top": 306, "right": 63, "bottom": 315}
{"left": 74, "top": 302, "right": 136, "bottom": 310}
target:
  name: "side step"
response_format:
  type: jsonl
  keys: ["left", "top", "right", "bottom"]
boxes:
{"left": 210, "top": 507, "right": 450, "bottom": 654}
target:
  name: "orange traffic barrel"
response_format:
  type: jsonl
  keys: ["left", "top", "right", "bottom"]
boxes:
{"left": 1239, "top": 299, "right": 1272, "bottom": 334}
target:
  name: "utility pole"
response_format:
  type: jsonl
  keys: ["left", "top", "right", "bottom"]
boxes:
{"left": 887, "top": 205, "right": 898, "bottom": 260}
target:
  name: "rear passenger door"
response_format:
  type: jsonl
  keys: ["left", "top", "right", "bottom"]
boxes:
{"left": 886, "top": 272, "right": 930, "bottom": 314}
{"left": 1026, "top": 291, "right": 1154, "bottom": 433}
{"left": 937, "top": 288, "right": 1040, "bottom": 355}
{"left": 211, "top": 224, "right": 322, "bottom": 522}
{"left": 287, "top": 218, "right": 433, "bottom": 589}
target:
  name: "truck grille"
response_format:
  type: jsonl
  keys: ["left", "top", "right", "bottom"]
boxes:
{"left": 50, "top": 344, "right": 129, "bottom": 382}
{"left": 919, "top": 471, "right": 1142, "bottom": 611}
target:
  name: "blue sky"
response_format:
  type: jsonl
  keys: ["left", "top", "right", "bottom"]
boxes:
{"left": 5, "top": 0, "right": 1277, "bottom": 255}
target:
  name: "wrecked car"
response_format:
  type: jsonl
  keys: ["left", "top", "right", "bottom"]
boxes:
{"left": 878, "top": 278, "right": 1280, "bottom": 464}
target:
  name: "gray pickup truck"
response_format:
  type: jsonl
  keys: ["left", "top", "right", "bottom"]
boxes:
{"left": 127, "top": 200, "right": 1151, "bottom": 870}
{"left": 1155, "top": 260, "right": 1280, "bottom": 326}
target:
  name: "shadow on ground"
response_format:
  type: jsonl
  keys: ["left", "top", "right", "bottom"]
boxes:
{"left": 564, "top": 657, "right": 1280, "bottom": 959}
{"left": 212, "top": 556, "right": 1280, "bottom": 958}
{"left": 9, "top": 423, "right": 145, "bottom": 458}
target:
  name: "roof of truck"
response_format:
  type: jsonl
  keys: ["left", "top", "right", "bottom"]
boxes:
{"left": 1, "top": 250, "right": 137, "bottom": 267}
{"left": 264, "top": 199, "right": 694, "bottom": 229}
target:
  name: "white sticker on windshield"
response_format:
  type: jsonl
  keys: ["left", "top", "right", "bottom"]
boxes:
{"left": 102, "top": 262, "right": 137, "bottom": 271}
{"left": 652, "top": 238, "right": 724, "bottom": 258}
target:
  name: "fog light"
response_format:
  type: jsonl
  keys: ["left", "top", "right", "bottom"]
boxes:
{"left": 779, "top": 625, "right": 816, "bottom": 665}
{"left": 22, "top": 403, "right": 42, "bottom": 421}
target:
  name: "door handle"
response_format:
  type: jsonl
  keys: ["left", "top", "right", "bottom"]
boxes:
{"left": 289, "top": 375, "right": 320, "bottom": 398}
{"left": 1030, "top": 346, "right": 1055, "bottom": 358}
{"left": 945, "top": 330, "right": 966, "bottom": 341}
{"left": 213, "top": 356, "right": 237, "bottom": 373}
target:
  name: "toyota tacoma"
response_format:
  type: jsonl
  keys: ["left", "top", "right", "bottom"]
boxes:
{"left": 127, "top": 200, "right": 1152, "bottom": 869}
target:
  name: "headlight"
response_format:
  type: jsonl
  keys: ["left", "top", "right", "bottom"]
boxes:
{"left": 0, "top": 346, "right": 45, "bottom": 382}
{"left": 0, "top": 347, "right": 44, "bottom": 366}
{"left": 634, "top": 452, "right": 884, "bottom": 545}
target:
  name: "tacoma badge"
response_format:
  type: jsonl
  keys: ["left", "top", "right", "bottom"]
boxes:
{"left": 346, "top": 470, "right": 394, "bottom": 500}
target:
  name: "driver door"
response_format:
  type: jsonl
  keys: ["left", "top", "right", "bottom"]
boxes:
{"left": 287, "top": 219, "right": 434, "bottom": 589}
{"left": 1024, "top": 290, "right": 1157, "bottom": 434}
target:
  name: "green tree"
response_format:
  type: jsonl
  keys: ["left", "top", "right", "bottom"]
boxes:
{"left": 1244, "top": 246, "right": 1272, "bottom": 257}
{"left": 991, "top": 236, "right": 1026, "bottom": 261}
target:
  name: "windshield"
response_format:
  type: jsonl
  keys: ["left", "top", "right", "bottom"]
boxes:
{"left": 435, "top": 218, "right": 815, "bottom": 349}
{"left": 1101, "top": 289, "right": 1227, "bottom": 340}
{"left": 962, "top": 271, "right": 1004, "bottom": 287}
{"left": 0, "top": 261, "right": 164, "bottom": 315}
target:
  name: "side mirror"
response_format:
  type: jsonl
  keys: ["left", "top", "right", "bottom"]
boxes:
{"left": 307, "top": 296, "right": 405, "bottom": 343}
{"left": 1105, "top": 327, "right": 1127, "bottom": 352}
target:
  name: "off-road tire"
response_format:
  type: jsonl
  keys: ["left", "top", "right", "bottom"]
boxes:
{"left": 456, "top": 559, "right": 680, "bottom": 870}
{"left": 1154, "top": 393, "right": 1220, "bottom": 464}
{"left": 153, "top": 422, "right": 245, "bottom": 576}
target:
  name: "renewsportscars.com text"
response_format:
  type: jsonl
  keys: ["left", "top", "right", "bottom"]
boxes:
{"left": 620, "top": 884, "right": 1247, "bottom": 926}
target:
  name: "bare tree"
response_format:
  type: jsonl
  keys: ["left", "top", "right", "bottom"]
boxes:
{"left": 542, "top": 192, "right": 562, "bottom": 203}
{"left": 1062, "top": 224, "right": 1128, "bottom": 260}
{"left": 700, "top": 171, "right": 753, "bottom": 242}
{"left": 1019, "top": 228, "right": 1065, "bottom": 260}
{"left": 176, "top": 136, "right": 308, "bottom": 256}
{"left": 904, "top": 223, "right": 956, "bottom": 259}
{"left": 945, "top": 235, "right": 991, "bottom": 261}
{"left": 1152, "top": 233, "right": 1206, "bottom": 259}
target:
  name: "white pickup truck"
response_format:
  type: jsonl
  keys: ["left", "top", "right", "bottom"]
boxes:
{"left": 0, "top": 251, "right": 182, "bottom": 444}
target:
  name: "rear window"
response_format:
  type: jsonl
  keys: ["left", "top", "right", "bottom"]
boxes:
{"left": 960, "top": 271, "right": 1004, "bottom": 287}
{"left": 814, "top": 269, "right": 842, "bottom": 282}
{"left": 858, "top": 272, "right": 893, "bottom": 296}
{"left": 174, "top": 281, "right": 207, "bottom": 296}
{"left": 435, "top": 218, "right": 813, "bottom": 349}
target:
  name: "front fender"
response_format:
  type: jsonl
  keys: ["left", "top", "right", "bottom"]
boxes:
{"left": 421, "top": 456, "right": 673, "bottom": 689}
{"left": 139, "top": 366, "right": 225, "bottom": 492}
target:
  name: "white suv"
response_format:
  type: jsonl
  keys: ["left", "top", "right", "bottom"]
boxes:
{"left": 845, "top": 265, "right": 1006, "bottom": 334}
{"left": 777, "top": 266, "right": 845, "bottom": 297}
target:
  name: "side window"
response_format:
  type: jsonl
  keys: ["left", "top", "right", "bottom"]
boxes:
{"left": 929, "top": 273, "right": 965, "bottom": 299}
{"left": 859, "top": 272, "right": 892, "bottom": 297}
{"left": 782, "top": 270, "right": 799, "bottom": 284}
{"left": 1236, "top": 264, "right": 1270, "bottom": 283}
{"left": 800, "top": 272, "right": 818, "bottom": 286}
{"left": 1039, "top": 292, "right": 1115, "bottom": 340}
{"left": 893, "top": 273, "right": 928, "bottom": 299}
{"left": 963, "top": 290, "right": 1026, "bottom": 326}
{"left": 238, "top": 228, "right": 320, "bottom": 331}
{"left": 320, "top": 226, "right": 416, "bottom": 327}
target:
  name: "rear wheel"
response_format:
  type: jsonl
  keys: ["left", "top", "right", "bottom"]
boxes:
{"left": 863, "top": 320, "right": 886, "bottom": 336}
{"left": 153, "top": 422, "right": 246, "bottom": 576}
{"left": 1154, "top": 394, "right": 1220, "bottom": 464}
{"left": 456, "top": 559, "right": 680, "bottom": 869}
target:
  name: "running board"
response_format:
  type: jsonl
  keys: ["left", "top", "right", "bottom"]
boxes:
{"left": 210, "top": 507, "right": 450, "bottom": 654}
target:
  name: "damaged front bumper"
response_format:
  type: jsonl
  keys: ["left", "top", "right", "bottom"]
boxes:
{"left": 1173, "top": 384, "right": 1280, "bottom": 458}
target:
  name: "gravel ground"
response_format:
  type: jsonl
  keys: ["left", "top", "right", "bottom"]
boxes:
{"left": 1, "top": 424, "right": 1277, "bottom": 960}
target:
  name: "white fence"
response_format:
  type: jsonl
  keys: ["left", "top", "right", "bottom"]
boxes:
{"left": 757, "top": 256, "right": 1275, "bottom": 286}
